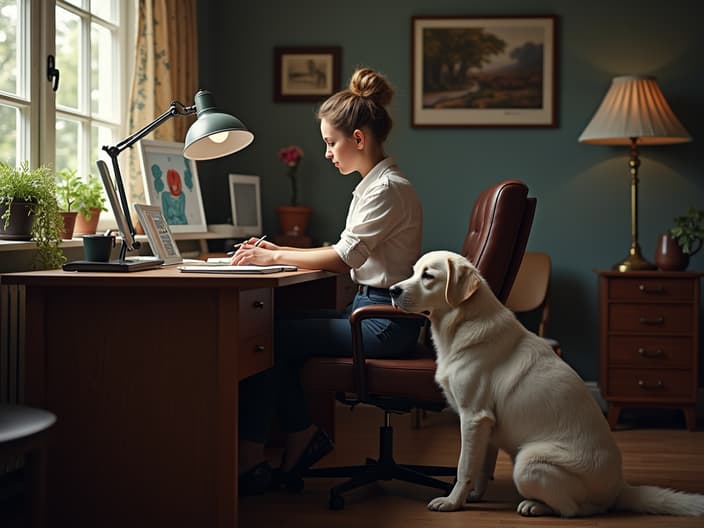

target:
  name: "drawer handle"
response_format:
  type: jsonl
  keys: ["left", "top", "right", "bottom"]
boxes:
{"left": 638, "top": 379, "right": 664, "bottom": 390}
{"left": 255, "top": 345, "right": 266, "bottom": 353}
{"left": 639, "top": 316, "right": 664, "bottom": 326}
{"left": 637, "top": 347, "right": 664, "bottom": 358}
{"left": 638, "top": 284, "right": 664, "bottom": 294}
{"left": 252, "top": 300, "right": 265, "bottom": 309}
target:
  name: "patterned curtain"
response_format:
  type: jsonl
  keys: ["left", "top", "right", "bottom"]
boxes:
{"left": 124, "top": 0, "right": 199, "bottom": 207}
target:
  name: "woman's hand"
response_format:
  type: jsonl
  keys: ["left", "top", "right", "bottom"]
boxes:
{"left": 230, "top": 243, "right": 276, "bottom": 265}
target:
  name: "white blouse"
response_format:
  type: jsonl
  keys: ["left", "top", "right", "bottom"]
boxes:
{"left": 332, "top": 157, "right": 423, "bottom": 289}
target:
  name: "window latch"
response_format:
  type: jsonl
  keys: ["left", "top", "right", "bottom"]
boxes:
{"left": 47, "top": 55, "right": 60, "bottom": 91}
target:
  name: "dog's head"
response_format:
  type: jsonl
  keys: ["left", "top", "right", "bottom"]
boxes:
{"left": 390, "top": 251, "right": 482, "bottom": 316}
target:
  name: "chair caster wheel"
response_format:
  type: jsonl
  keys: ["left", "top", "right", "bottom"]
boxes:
{"left": 285, "top": 476, "right": 304, "bottom": 493}
{"left": 329, "top": 493, "right": 344, "bottom": 510}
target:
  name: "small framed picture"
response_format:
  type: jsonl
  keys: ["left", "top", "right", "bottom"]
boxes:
{"left": 274, "top": 46, "right": 341, "bottom": 102}
{"left": 412, "top": 16, "right": 557, "bottom": 127}
{"left": 228, "top": 174, "right": 263, "bottom": 238}
{"left": 138, "top": 139, "right": 208, "bottom": 233}
{"left": 134, "top": 204, "right": 182, "bottom": 265}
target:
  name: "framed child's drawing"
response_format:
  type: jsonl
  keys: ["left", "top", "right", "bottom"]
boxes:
{"left": 138, "top": 139, "right": 207, "bottom": 233}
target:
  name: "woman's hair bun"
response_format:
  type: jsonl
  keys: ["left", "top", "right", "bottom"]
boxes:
{"left": 349, "top": 67, "right": 394, "bottom": 107}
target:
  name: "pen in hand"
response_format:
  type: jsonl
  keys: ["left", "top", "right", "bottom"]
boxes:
{"left": 227, "top": 235, "right": 267, "bottom": 255}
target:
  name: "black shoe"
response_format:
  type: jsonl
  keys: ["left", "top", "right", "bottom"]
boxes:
{"left": 277, "top": 428, "right": 334, "bottom": 491}
{"left": 238, "top": 461, "right": 272, "bottom": 496}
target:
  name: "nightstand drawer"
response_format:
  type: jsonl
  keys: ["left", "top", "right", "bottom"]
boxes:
{"left": 607, "top": 336, "right": 693, "bottom": 368}
{"left": 238, "top": 334, "right": 273, "bottom": 380}
{"left": 608, "top": 278, "right": 694, "bottom": 301}
{"left": 608, "top": 303, "right": 693, "bottom": 333}
{"left": 239, "top": 288, "right": 273, "bottom": 340}
{"left": 607, "top": 368, "right": 695, "bottom": 400}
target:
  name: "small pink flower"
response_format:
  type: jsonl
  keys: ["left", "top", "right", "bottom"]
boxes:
{"left": 278, "top": 145, "right": 304, "bottom": 167}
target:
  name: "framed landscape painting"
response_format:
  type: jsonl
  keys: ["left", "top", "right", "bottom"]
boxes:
{"left": 412, "top": 16, "right": 556, "bottom": 127}
{"left": 274, "top": 46, "right": 341, "bottom": 102}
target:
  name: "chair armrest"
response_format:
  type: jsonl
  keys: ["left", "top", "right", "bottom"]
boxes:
{"left": 348, "top": 304, "right": 428, "bottom": 400}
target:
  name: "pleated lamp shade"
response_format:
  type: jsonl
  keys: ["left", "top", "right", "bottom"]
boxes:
{"left": 578, "top": 76, "right": 691, "bottom": 146}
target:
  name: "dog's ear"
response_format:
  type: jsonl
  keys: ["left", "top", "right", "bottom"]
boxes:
{"left": 445, "top": 257, "right": 481, "bottom": 307}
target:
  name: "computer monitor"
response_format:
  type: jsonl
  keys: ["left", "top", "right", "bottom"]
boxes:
{"left": 227, "top": 174, "right": 262, "bottom": 238}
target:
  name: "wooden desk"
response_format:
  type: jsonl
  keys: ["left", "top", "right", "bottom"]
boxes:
{"left": 1, "top": 267, "right": 339, "bottom": 528}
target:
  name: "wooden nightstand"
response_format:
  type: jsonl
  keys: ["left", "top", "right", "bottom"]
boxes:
{"left": 596, "top": 270, "right": 702, "bottom": 430}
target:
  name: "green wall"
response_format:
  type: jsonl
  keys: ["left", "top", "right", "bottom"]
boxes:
{"left": 195, "top": 0, "right": 704, "bottom": 382}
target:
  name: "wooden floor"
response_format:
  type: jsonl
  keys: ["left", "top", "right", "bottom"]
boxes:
{"left": 239, "top": 403, "right": 704, "bottom": 528}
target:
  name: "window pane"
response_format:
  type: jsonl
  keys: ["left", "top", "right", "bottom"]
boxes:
{"left": 56, "top": 6, "right": 81, "bottom": 110}
{"left": 90, "top": 0, "right": 118, "bottom": 24}
{"left": 0, "top": 103, "right": 18, "bottom": 166}
{"left": 56, "top": 117, "right": 79, "bottom": 172}
{"left": 91, "top": 122, "right": 117, "bottom": 167}
{"left": 0, "top": 0, "right": 18, "bottom": 94}
{"left": 91, "top": 23, "right": 116, "bottom": 119}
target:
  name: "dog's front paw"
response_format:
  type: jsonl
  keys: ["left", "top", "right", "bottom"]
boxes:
{"left": 428, "top": 496, "right": 462, "bottom": 512}
{"left": 517, "top": 499, "right": 553, "bottom": 517}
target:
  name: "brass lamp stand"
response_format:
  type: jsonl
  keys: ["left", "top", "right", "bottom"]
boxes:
{"left": 617, "top": 138, "right": 656, "bottom": 271}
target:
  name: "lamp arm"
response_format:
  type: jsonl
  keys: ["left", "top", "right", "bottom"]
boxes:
{"left": 100, "top": 100, "right": 196, "bottom": 259}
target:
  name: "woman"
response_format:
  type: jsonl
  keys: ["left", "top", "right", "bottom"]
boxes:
{"left": 234, "top": 67, "right": 423, "bottom": 494}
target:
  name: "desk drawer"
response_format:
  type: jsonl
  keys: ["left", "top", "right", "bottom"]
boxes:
{"left": 607, "top": 336, "right": 693, "bottom": 368}
{"left": 238, "top": 334, "right": 273, "bottom": 381}
{"left": 607, "top": 368, "right": 695, "bottom": 400}
{"left": 608, "top": 278, "right": 694, "bottom": 301}
{"left": 239, "top": 288, "right": 272, "bottom": 340}
{"left": 608, "top": 303, "right": 693, "bottom": 333}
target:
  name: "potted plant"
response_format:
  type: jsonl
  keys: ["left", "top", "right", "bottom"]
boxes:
{"left": 73, "top": 173, "right": 107, "bottom": 236}
{"left": 276, "top": 145, "right": 312, "bottom": 236}
{"left": 0, "top": 162, "right": 66, "bottom": 269}
{"left": 55, "top": 168, "right": 81, "bottom": 239}
{"left": 655, "top": 207, "right": 703, "bottom": 271}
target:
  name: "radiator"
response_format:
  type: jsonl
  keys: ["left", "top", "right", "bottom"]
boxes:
{"left": 0, "top": 283, "right": 25, "bottom": 405}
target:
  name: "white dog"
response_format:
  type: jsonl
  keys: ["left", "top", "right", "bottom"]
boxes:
{"left": 390, "top": 250, "right": 704, "bottom": 517}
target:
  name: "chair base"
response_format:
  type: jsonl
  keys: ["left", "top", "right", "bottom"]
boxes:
{"left": 304, "top": 421, "right": 455, "bottom": 509}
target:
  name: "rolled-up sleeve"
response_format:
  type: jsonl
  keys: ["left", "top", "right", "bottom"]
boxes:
{"left": 333, "top": 189, "right": 396, "bottom": 269}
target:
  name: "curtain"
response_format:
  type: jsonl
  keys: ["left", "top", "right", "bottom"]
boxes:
{"left": 124, "top": 0, "right": 199, "bottom": 206}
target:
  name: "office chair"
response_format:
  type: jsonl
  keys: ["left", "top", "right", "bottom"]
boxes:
{"left": 505, "top": 251, "right": 562, "bottom": 357}
{"left": 0, "top": 404, "right": 56, "bottom": 528}
{"left": 301, "top": 180, "right": 536, "bottom": 509}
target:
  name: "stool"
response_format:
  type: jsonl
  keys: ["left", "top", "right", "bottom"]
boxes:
{"left": 0, "top": 404, "right": 56, "bottom": 528}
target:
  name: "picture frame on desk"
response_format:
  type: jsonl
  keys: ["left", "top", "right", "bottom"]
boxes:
{"left": 411, "top": 15, "right": 556, "bottom": 127}
{"left": 274, "top": 46, "right": 341, "bottom": 102}
{"left": 134, "top": 203, "right": 182, "bottom": 265}
{"left": 138, "top": 139, "right": 207, "bottom": 233}
{"left": 228, "top": 174, "right": 263, "bottom": 239}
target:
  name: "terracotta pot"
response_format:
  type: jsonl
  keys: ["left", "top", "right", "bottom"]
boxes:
{"left": 655, "top": 233, "right": 689, "bottom": 271}
{"left": 276, "top": 205, "right": 312, "bottom": 236}
{"left": 74, "top": 207, "right": 102, "bottom": 236}
{"left": 59, "top": 211, "right": 78, "bottom": 239}
{"left": 0, "top": 200, "right": 35, "bottom": 241}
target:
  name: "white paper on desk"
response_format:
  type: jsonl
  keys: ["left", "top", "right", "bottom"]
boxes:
{"left": 205, "top": 257, "right": 232, "bottom": 264}
{"left": 178, "top": 264, "right": 298, "bottom": 274}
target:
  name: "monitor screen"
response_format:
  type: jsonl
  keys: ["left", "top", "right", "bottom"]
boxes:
{"left": 96, "top": 159, "right": 136, "bottom": 250}
{"left": 228, "top": 174, "right": 262, "bottom": 238}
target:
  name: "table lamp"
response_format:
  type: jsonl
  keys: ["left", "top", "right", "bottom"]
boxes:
{"left": 578, "top": 75, "right": 691, "bottom": 271}
{"left": 63, "top": 90, "right": 254, "bottom": 272}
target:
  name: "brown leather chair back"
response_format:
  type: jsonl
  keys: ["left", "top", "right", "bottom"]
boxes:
{"left": 461, "top": 180, "right": 536, "bottom": 303}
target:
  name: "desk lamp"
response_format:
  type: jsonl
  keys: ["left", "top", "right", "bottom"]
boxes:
{"left": 578, "top": 76, "right": 691, "bottom": 271}
{"left": 63, "top": 90, "right": 254, "bottom": 272}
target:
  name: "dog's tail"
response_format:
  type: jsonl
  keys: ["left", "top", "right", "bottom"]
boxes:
{"left": 613, "top": 484, "right": 704, "bottom": 516}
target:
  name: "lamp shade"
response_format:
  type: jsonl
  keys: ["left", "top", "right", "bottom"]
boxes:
{"left": 184, "top": 90, "right": 254, "bottom": 160}
{"left": 578, "top": 76, "right": 691, "bottom": 146}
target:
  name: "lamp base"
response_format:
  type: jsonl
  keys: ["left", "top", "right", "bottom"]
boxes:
{"left": 63, "top": 259, "right": 163, "bottom": 272}
{"left": 613, "top": 251, "right": 657, "bottom": 272}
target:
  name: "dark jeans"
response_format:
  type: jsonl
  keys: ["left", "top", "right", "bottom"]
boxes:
{"left": 239, "top": 289, "right": 422, "bottom": 443}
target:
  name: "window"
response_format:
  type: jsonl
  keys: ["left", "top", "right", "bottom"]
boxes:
{"left": 0, "top": 0, "right": 134, "bottom": 177}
